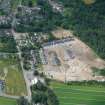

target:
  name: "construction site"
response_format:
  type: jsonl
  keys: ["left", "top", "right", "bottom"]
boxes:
{"left": 40, "top": 29, "right": 105, "bottom": 82}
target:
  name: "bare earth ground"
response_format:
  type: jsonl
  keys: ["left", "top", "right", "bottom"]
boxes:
{"left": 52, "top": 28, "right": 73, "bottom": 38}
{"left": 42, "top": 28, "right": 105, "bottom": 82}
{"left": 82, "top": 0, "right": 96, "bottom": 5}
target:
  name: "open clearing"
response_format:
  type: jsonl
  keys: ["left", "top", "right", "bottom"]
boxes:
{"left": 50, "top": 81, "right": 105, "bottom": 105}
{"left": 0, "top": 97, "right": 17, "bottom": 105}
{"left": 0, "top": 54, "right": 27, "bottom": 96}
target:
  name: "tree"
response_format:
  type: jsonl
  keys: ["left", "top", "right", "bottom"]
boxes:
{"left": 31, "top": 81, "right": 47, "bottom": 91}
{"left": 47, "top": 89, "right": 59, "bottom": 105}
{"left": 28, "top": 0, "right": 33, "bottom": 7}
{"left": 33, "top": 70, "right": 39, "bottom": 76}
{"left": 32, "top": 92, "right": 47, "bottom": 104}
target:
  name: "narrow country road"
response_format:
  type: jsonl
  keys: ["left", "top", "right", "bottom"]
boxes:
{"left": 12, "top": 30, "right": 32, "bottom": 102}
{"left": 0, "top": 93, "right": 19, "bottom": 99}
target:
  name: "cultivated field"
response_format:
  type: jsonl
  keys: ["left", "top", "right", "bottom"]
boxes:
{"left": 0, "top": 97, "right": 17, "bottom": 105}
{"left": 0, "top": 54, "right": 27, "bottom": 96}
{"left": 50, "top": 81, "right": 105, "bottom": 105}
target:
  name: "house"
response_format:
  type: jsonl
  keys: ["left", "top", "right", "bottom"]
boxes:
{"left": 30, "top": 76, "right": 45, "bottom": 86}
{"left": 31, "top": 77, "right": 38, "bottom": 85}
{"left": 0, "top": 80, "right": 5, "bottom": 94}
{"left": 27, "top": 71, "right": 45, "bottom": 86}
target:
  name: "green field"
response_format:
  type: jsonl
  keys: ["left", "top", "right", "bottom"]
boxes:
{"left": 0, "top": 97, "right": 17, "bottom": 105}
{"left": 50, "top": 81, "right": 105, "bottom": 105}
{"left": 0, "top": 54, "right": 27, "bottom": 96}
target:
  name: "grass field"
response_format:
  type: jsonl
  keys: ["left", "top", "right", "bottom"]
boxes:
{"left": 0, "top": 97, "right": 17, "bottom": 105}
{"left": 50, "top": 81, "right": 105, "bottom": 105}
{"left": 0, "top": 54, "right": 27, "bottom": 96}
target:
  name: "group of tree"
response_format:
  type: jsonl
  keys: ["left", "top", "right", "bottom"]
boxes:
{"left": 14, "top": 0, "right": 63, "bottom": 32}
{"left": 31, "top": 80, "right": 59, "bottom": 105}
{"left": 15, "top": 0, "right": 105, "bottom": 59}
{"left": 55, "top": 0, "right": 105, "bottom": 59}
{"left": 0, "top": 36, "right": 17, "bottom": 53}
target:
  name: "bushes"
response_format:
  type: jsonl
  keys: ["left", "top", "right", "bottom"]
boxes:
{"left": 67, "top": 80, "right": 105, "bottom": 87}
{"left": 92, "top": 68, "right": 105, "bottom": 76}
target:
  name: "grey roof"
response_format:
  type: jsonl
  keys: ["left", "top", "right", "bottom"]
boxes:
{"left": 42, "top": 38, "right": 74, "bottom": 47}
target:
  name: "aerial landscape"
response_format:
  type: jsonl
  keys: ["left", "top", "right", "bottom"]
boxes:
{"left": 0, "top": 0, "right": 105, "bottom": 105}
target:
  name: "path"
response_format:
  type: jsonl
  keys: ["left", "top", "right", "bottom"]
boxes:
{"left": 0, "top": 93, "right": 19, "bottom": 99}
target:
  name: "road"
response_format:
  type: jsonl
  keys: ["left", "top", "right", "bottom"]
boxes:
{"left": 12, "top": 30, "right": 32, "bottom": 102}
{"left": 0, "top": 93, "right": 19, "bottom": 99}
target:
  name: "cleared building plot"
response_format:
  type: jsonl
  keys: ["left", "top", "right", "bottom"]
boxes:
{"left": 40, "top": 36, "right": 105, "bottom": 82}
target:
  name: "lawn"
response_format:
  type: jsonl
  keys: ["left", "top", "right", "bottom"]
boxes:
{"left": 0, "top": 97, "right": 17, "bottom": 105}
{"left": 5, "top": 65, "right": 27, "bottom": 96}
{"left": 0, "top": 54, "right": 27, "bottom": 96}
{"left": 50, "top": 81, "right": 105, "bottom": 105}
